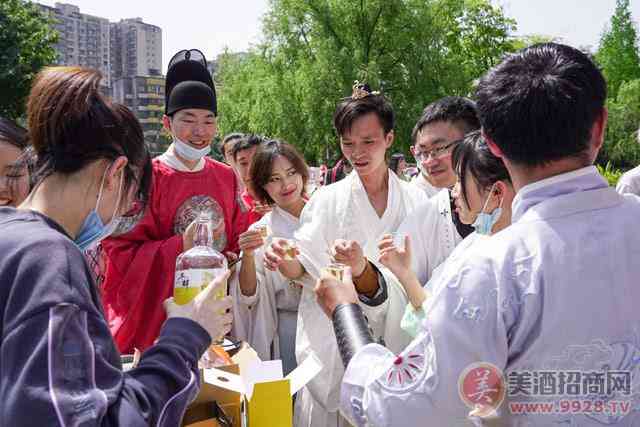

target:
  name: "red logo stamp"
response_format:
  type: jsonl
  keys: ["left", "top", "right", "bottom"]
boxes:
{"left": 458, "top": 362, "right": 506, "bottom": 418}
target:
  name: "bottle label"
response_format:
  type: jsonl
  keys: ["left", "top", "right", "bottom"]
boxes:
{"left": 174, "top": 268, "right": 225, "bottom": 305}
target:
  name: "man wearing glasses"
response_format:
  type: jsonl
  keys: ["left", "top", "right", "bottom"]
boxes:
{"left": 395, "top": 97, "right": 480, "bottom": 286}
{"left": 409, "top": 97, "right": 479, "bottom": 198}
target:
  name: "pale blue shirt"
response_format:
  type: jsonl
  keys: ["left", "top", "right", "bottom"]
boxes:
{"left": 340, "top": 166, "right": 640, "bottom": 426}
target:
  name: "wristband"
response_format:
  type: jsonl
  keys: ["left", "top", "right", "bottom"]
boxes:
{"left": 332, "top": 303, "right": 374, "bottom": 367}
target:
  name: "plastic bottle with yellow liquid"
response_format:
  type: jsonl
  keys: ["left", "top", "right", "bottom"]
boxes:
{"left": 173, "top": 211, "right": 228, "bottom": 308}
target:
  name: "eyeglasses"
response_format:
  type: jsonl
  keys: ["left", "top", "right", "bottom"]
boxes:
{"left": 414, "top": 141, "right": 458, "bottom": 161}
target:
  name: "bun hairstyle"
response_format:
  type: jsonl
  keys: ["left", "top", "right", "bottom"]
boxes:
{"left": 333, "top": 81, "right": 394, "bottom": 138}
{"left": 27, "top": 66, "right": 151, "bottom": 202}
{"left": 249, "top": 139, "right": 309, "bottom": 205}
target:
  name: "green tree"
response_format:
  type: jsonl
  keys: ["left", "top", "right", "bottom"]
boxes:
{"left": 600, "top": 79, "right": 640, "bottom": 169}
{"left": 511, "top": 34, "right": 556, "bottom": 51}
{"left": 0, "top": 0, "right": 58, "bottom": 120}
{"left": 217, "top": 0, "right": 517, "bottom": 164}
{"left": 595, "top": 0, "right": 640, "bottom": 99}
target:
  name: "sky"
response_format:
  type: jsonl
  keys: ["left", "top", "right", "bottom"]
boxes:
{"left": 37, "top": 0, "right": 640, "bottom": 71}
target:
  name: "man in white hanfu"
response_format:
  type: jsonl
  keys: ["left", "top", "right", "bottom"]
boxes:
{"left": 617, "top": 164, "right": 640, "bottom": 196}
{"left": 616, "top": 131, "right": 640, "bottom": 197}
{"left": 399, "top": 97, "right": 480, "bottom": 285}
{"left": 264, "top": 83, "right": 426, "bottom": 427}
{"left": 316, "top": 43, "right": 640, "bottom": 426}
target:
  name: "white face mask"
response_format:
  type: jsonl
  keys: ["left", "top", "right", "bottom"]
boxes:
{"left": 173, "top": 135, "right": 211, "bottom": 161}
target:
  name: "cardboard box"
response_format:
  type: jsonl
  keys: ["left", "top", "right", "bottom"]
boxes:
{"left": 183, "top": 344, "right": 322, "bottom": 427}
{"left": 183, "top": 343, "right": 256, "bottom": 427}
{"left": 183, "top": 364, "right": 241, "bottom": 427}
{"left": 182, "top": 400, "right": 232, "bottom": 427}
{"left": 203, "top": 354, "right": 322, "bottom": 427}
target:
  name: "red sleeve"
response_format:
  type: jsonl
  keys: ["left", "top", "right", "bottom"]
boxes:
{"left": 101, "top": 171, "right": 183, "bottom": 354}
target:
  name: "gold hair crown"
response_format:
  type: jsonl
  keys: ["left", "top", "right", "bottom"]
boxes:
{"left": 351, "top": 80, "right": 380, "bottom": 100}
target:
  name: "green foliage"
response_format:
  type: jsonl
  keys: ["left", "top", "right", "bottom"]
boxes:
{"left": 595, "top": 0, "right": 640, "bottom": 100}
{"left": 511, "top": 34, "right": 556, "bottom": 51}
{"left": 600, "top": 79, "right": 640, "bottom": 169}
{"left": 217, "top": 0, "right": 518, "bottom": 164}
{"left": 596, "top": 161, "right": 625, "bottom": 187}
{"left": 0, "top": 0, "right": 58, "bottom": 120}
{"left": 594, "top": 0, "right": 640, "bottom": 170}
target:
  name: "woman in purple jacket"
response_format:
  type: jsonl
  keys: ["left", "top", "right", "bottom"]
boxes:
{"left": 0, "top": 66, "right": 233, "bottom": 426}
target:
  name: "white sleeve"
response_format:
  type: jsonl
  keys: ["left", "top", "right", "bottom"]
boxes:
{"left": 228, "top": 259, "right": 255, "bottom": 343}
{"left": 340, "top": 257, "right": 509, "bottom": 426}
{"left": 294, "top": 189, "right": 334, "bottom": 279}
{"left": 228, "top": 245, "right": 269, "bottom": 343}
{"left": 358, "top": 266, "right": 413, "bottom": 355}
{"left": 397, "top": 208, "right": 430, "bottom": 286}
{"left": 241, "top": 246, "right": 282, "bottom": 361}
{"left": 616, "top": 179, "right": 634, "bottom": 195}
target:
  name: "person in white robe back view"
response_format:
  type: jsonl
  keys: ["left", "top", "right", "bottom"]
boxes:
{"left": 263, "top": 82, "right": 427, "bottom": 427}
{"left": 316, "top": 43, "right": 640, "bottom": 426}
{"left": 616, "top": 129, "right": 640, "bottom": 197}
{"left": 230, "top": 139, "right": 309, "bottom": 376}
{"left": 617, "top": 164, "right": 640, "bottom": 196}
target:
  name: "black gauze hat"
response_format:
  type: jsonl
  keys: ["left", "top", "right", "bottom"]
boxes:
{"left": 165, "top": 49, "right": 217, "bottom": 116}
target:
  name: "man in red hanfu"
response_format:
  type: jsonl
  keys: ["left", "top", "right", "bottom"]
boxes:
{"left": 101, "top": 49, "right": 249, "bottom": 353}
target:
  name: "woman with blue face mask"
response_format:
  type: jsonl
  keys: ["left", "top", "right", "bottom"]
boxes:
{"left": 0, "top": 67, "right": 234, "bottom": 426}
{"left": 451, "top": 130, "right": 515, "bottom": 236}
{"left": 378, "top": 130, "right": 515, "bottom": 337}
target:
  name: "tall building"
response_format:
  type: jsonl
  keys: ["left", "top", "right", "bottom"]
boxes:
{"left": 110, "top": 18, "right": 162, "bottom": 82}
{"left": 37, "top": 4, "right": 162, "bottom": 89}
{"left": 37, "top": 3, "right": 165, "bottom": 144}
{"left": 109, "top": 18, "right": 163, "bottom": 147}
{"left": 38, "top": 3, "right": 112, "bottom": 87}
{"left": 112, "top": 76, "right": 165, "bottom": 149}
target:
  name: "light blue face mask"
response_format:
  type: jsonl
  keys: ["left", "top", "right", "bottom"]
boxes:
{"left": 75, "top": 166, "right": 123, "bottom": 251}
{"left": 471, "top": 184, "right": 503, "bottom": 236}
{"left": 173, "top": 135, "right": 211, "bottom": 161}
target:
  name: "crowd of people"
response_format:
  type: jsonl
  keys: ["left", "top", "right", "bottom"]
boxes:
{"left": 1, "top": 42, "right": 640, "bottom": 426}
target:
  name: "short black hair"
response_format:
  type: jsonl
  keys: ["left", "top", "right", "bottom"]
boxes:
{"left": 476, "top": 43, "right": 607, "bottom": 166}
{"left": 411, "top": 97, "right": 480, "bottom": 144}
{"left": 452, "top": 130, "right": 510, "bottom": 209}
{"left": 220, "top": 132, "right": 244, "bottom": 155}
{"left": 232, "top": 134, "right": 265, "bottom": 161}
{"left": 389, "top": 152, "right": 405, "bottom": 174}
{"left": 333, "top": 84, "right": 394, "bottom": 137}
